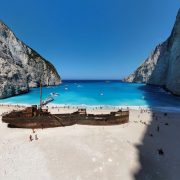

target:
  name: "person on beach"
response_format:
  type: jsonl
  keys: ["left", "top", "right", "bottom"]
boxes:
{"left": 157, "top": 125, "right": 160, "bottom": 132}
{"left": 32, "top": 129, "right": 35, "bottom": 133}
{"left": 29, "top": 135, "right": 33, "bottom": 141}
{"left": 35, "top": 134, "right": 38, "bottom": 140}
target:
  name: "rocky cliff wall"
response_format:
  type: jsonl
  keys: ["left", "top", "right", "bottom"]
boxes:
{"left": 124, "top": 9, "right": 180, "bottom": 95}
{"left": 0, "top": 21, "right": 61, "bottom": 99}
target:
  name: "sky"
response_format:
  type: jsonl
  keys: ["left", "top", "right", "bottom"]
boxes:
{"left": 0, "top": 0, "right": 179, "bottom": 80}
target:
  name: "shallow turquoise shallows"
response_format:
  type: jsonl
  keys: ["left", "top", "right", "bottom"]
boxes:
{"left": 0, "top": 80, "right": 180, "bottom": 107}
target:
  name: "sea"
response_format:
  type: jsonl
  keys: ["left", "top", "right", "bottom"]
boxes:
{"left": 0, "top": 80, "right": 180, "bottom": 108}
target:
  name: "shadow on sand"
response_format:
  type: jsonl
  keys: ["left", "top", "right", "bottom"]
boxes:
{"left": 133, "top": 85, "right": 180, "bottom": 180}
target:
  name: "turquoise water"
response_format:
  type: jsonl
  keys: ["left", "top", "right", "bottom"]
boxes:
{"left": 0, "top": 80, "right": 180, "bottom": 107}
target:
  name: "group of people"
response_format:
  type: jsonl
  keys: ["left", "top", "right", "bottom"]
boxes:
{"left": 49, "top": 105, "right": 127, "bottom": 111}
{"left": 0, "top": 104, "right": 25, "bottom": 108}
{"left": 29, "top": 129, "right": 39, "bottom": 142}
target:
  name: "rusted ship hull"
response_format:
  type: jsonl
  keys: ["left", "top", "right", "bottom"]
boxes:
{"left": 2, "top": 106, "right": 129, "bottom": 129}
{"left": 3, "top": 115, "right": 76, "bottom": 128}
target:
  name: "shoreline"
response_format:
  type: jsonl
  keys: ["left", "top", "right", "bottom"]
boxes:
{"left": 0, "top": 103, "right": 180, "bottom": 113}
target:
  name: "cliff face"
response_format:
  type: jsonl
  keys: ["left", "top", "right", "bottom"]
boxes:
{"left": 0, "top": 21, "right": 61, "bottom": 99}
{"left": 124, "top": 9, "right": 180, "bottom": 95}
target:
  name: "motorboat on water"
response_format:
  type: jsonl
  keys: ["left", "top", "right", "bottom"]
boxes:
{"left": 42, "top": 96, "right": 54, "bottom": 106}
{"left": 50, "top": 92, "right": 60, "bottom": 96}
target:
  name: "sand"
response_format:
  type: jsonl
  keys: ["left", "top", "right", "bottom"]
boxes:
{"left": 0, "top": 105, "right": 180, "bottom": 180}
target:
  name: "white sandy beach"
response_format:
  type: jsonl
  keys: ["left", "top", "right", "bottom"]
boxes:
{"left": 0, "top": 105, "right": 180, "bottom": 180}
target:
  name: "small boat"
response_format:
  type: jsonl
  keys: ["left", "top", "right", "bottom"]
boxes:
{"left": 42, "top": 96, "right": 54, "bottom": 106}
{"left": 2, "top": 106, "right": 129, "bottom": 129}
{"left": 50, "top": 92, "right": 59, "bottom": 96}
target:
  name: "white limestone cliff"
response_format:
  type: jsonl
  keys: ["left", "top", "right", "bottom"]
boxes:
{"left": 0, "top": 21, "right": 61, "bottom": 99}
{"left": 124, "top": 9, "right": 180, "bottom": 96}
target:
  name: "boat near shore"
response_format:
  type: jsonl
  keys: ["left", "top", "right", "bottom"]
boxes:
{"left": 42, "top": 96, "right": 54, "bottom": 106}
{"left": 2, "top": 105, "right": 129, "bottom": 128}
{"left": 50, "top": 92, "right": 59, "bottom": 96}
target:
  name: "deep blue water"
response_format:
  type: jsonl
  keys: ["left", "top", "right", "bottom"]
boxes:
{"left": 0, "top": 80, "right": 180, "bottom": 107}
